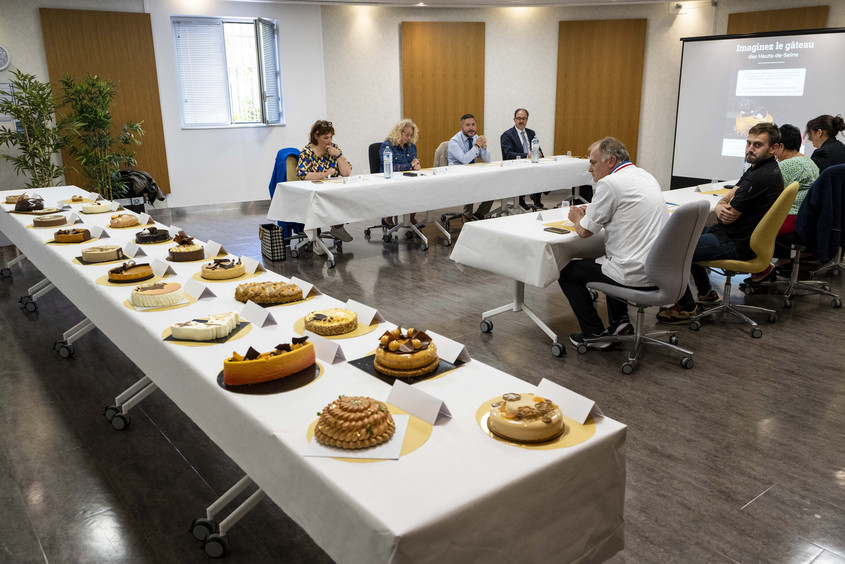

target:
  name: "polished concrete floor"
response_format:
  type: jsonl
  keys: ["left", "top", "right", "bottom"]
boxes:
{"left": 1, "top": 195, "right": 844, "bottom": 563}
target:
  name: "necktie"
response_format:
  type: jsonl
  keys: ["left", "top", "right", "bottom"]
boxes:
{"left": 467, "top": 137, "right": 476, "bottom": 163}
{"left": 520, "top": 130, "right": 529, "bottom": 153}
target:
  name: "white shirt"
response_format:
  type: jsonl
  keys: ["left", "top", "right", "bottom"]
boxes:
{"left": 579, "top": 163, "right": 668, "bottom": 286}
{"left": 448, "top": 131, "right": 491, "bottom": 165}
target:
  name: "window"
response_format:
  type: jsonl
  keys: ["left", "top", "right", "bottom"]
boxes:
{"left": 172, "top": 16, "right": 283, "bottom": 127}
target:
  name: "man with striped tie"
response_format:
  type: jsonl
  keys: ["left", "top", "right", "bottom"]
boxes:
{"left": 448, "top": 113, "right": 492, "bottom": 220}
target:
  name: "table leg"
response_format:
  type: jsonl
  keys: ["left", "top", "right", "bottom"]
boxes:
{"left": 308, "top": 229, "right": 336, "bottom": 268}
{"left": 481, "top": 281, "right": 559, "bottom": 344}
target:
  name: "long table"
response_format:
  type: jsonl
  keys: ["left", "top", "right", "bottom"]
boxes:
{"left": 1, "top": 186, "right": 626, "bottom": 563}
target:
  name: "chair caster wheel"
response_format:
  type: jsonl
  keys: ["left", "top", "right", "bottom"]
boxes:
{"left": 621, "top": 362, "right": 635, "bottom": 375}
{"left": 589, "top": 289, "right": 598, "bottom": 302}
{"left": 421, "top": 243, "right": 429, "bottom": 251}
{"left": 1, "top": 267, "right": 11, "bottom": 278}
{"left": 382, "top": 234, "right": 392, "bottom": 242}
{"left": 110, "top": 412, "right": 130, "bottom": 431}
{"left": 480, "top": 319, "right": 493, "bottom": 333}
{"left": 290, "top": 248, "right": 299, "bottom": 258}
{"left": 203, "top": 533, "right": 229, "bottom": 558}
{"left": 57, "top": 343, "right": 75, "bottom": 358}
{"left": 190, "top": 517, "right": 217, "bottom": 541}
{"left": 443, "top": 239, "right": 452, "bottom": 247}
{"left": 680, "top": 357, "right": 695, "bottom": 369}
{"left": 576, "top": 343, "right": 588, "bottom": 355}
{"left": 767, "top": 312, "right": 777, "bottom": 323}
{"left": 669, "top": 335, "right": 679, "bottom": 345}
{"left": 688, "top": 320, "right": 701, "bottom": 331}
{"left": 335, "top": 242, "right": 342, "bottom": 252}
{"left": 833, "top": 298, "right": 842, "bottom": 308}
{"left": 405, "top": 231, "right": 414, "bottom": 240}
{"left": 782, "top": 299, "right": 792, "bottom": 308}
{"left": 822, "top": 283, "right": 831, "bottom": 291}
{"left": 751, "top": 327, "right": 763, "bottom": 338}
{"left": 551, "top": 342, "right": 566, "bottom": 357}
{"left": 24, "top": 300, "right": 38, "bottom": 312}
{"left": 104, "top": 405, "right": 120, "bottom": 422}
{"left": 364, "top": 228, "right": 371, "bottom": 237}
{"left": 327, "top": 260, "right": 336, "bottom": 269}
{"left": 743, "top": 285, "right": 755, "bottom": 295}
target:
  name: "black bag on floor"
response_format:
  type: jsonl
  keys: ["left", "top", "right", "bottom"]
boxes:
{"left": 259, "top": 223, "right": 286, "bottom": 261}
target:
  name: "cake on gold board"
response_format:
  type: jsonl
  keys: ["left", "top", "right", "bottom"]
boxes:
{"left": 53, "top": 228, "right": 91, "bottom": 243}
{"left": 108, "top": 261, "right": 154, "bottom": 283}
{"left": 135, "top": 227, "right": 170, "bottom": 244}
{"left": 109, "top": 213, "right": 139, "bottom": 228}
{"left": 80, "top": 245, "right": 122, "bottom": 263}
{"left": 32, "top": 214, "right": 67, "bottom": 227}
{"left": 314, "top": 396, "right": 395, "bottom": 449}
{"left": 170, "top": 312, "right": 241, "bottom": 342}
{"left": 487, "top": 393, "right": 564, "bottom": 444}
{"left": 81, "top": 201, "right": 111, "bottom": 214}
{"left": 130, "top": 282, "right": 185, "bottom": 308}
{"left": 202, "top": 258, "right": 245, "bottom": 280}
{"left": 304, "top": 308, "right": 357, "bottom": 336}
{"left": 374, "top": 327, "right": 439, "bottom": 378}
{"left": 234, "top": 281, "right": 302, "bottom": 304}
{"left": 169, "top": 230, "right": 205, "bottom": 261}
{"left": 5, "top": 194, "right": 24, "bottom": 204}
{"left": 223, "top": 337, "right": 315, "bottom": 386}
{"left": 14, "top": 194, "right": 44, "bottom": 212}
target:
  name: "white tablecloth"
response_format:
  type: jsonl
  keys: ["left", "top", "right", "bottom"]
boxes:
{"left": 1, "top": 187, "right": 626, "bottom": 564}
{"left": 267, "top": 157, "right": 593, "bottom": 229}
{"left": 450, "top": 187, "right": 720, "bottom": 289}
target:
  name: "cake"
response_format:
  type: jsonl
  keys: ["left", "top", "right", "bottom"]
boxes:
{"left": 14, "top": 194, "right": 44, "bottom": 212}
{"left": 223, "top": 337, "right": 316, "bottom": 385}
{"left": 109, "top": 213, "right": 139, "bottom": 228}
{"left": 487, "top": 393, "right": 565, "bottom": 444}
{"left": 169, "top": 230, "right": 205, "bottom": 261}
{"left": 304, "top": 308, "right": 357, "bottom": 336}
{"left": 80, "top": 244, "right": 122, "bottom": 263}
{"left": 33, "top": 214, "right": 67, "bottom": 227}
{"left": 135, "top": 226, "right": 170, "bottom": 244}
{"left": 54, "top": 228, "right": 92, "bottom": 243}
{"left": 70, "top": 195, "right": 84, "bottom": 202}
{"left": 130, "top": 282, "right": 186, "bottom": 308}
{"left": 81, "top": 201, "right": 111, "bottom": 214}
{"left": 201, "top": 258, "right": 246, "bottom": 280}
{"left": 108, "top": 261, "right": 154, "bottom": 283}
{"left": 314, "top": 396, "right": 396, "bottom": 450}
{"left": 171, "top": 312, "right": 241, "bottom": 341}
{"left": 5, "top": 194, "right": 23, "bottom": 204}
{"left": 234, "top": 281, "right": 302, "bottom": 304}
{"left": 374, "top": 327, "right": 439, "bottom": 378}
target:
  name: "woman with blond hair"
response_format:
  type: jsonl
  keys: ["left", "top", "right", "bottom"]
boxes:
{"left": 379, "top": 119, "right": 421, "bottom": 227}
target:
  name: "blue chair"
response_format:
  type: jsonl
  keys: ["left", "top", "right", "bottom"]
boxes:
{"left": 268, "top": 147, "right": 305, "bottom": 239}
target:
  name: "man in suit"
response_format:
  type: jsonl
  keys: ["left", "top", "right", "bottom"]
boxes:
{"left": 501, "top": 108, "right": 544, "bottom": 208}
{"left": 448, "top": 113, "right": 493, "bottom": 219}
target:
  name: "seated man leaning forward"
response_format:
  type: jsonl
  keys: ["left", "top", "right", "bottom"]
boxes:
{"left": 657, "top": 122, "right": 784, "bottom": 324}
{"left": 559, "top": 137, "right": 668, "bottom": 348}
{"left": 448, "top": 113, "right": 492, "bottom": 220}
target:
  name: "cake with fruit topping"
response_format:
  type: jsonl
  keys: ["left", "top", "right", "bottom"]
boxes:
{"left": 135, "top": 226, "right": 170, "bottom": 244}
{"left": 130, "top": 282, "right": 185, "bottom": 308}
{"left": 171, "top": 312, "right": 241, "bottom": 341}
{"left": 234, "top": 280, "right": 301, "bottom": 304}
{"left": 81, "top": 201, "right": 111, "bottom": 214}
{"left": 201, "top": 258, "right": 245, "bottom": 280}
{"left": 109, "top": 213, "right": 139, "bottom": 228}
{"left": 304, "top": 308, "right": 357, "bottom": 336}
{"left": 81, "top": 244, "right": 122, "bottom": 263}
{"left": 33, "top": 214, "right": 67, "bottom": 227}
{"left": 487, "top": 393, "right": 564, "bottom": 444}
{"left": 108, "top": 261, "right": 154, "bottom": 283}
{"left": 168, "top": 230, "right": 205, "bottom": 261}
{"left": 54, "top": 228, "right": 91, "bottom": 243}
{"left": 314, "top": 396, "right": 395, "bottom": 450}
{"left": 374, "top": 327, "right": 439, "bottom": 378}
{"left": 223, "top": 337, "right": 315, "bottom": 385}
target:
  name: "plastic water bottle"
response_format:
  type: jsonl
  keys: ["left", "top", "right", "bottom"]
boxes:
{"left": 383, "top": 149, "right": 393, "bottom": 179}
{"left": 531, "top": 137, "right": 540, "bottom": 163}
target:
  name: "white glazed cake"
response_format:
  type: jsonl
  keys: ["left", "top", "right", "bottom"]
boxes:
{"left": 170, "top": 312, "right": 241, "bottom": 341}
{"left": 81, "top": 201, "right": 111, "bottom": 214}
{"left": 130, "top": 282, "right": 185, "bottom": 308}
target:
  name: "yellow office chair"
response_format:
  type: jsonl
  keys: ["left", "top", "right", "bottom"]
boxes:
{"left": 689, "top": 181, "right": 799, "bottom": 338}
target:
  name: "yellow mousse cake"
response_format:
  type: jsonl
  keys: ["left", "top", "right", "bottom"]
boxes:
{"left": 202, "top": 258, "right": 245, "bottom": 280}
{"left": 374, "top": 327, "right": 439, "bottom": 378}
{"left": 234, "top": 281, "right": 301, "bottom": 304}
{"left": 223, "top": 337, "right": 315, "bottom": 385}
{"left": 109, "top": 213, "right": 139, "bottom": 228}
{"left": 315, "top": 396, "right": 395, "bottom": 449}
{"left": 487, "top": 393, "right": 564, "bottom": 444}
{"left": 81, "top": 244, "right": 122, "bottom": 263}
{"left": 304, "top": 308, "right": 357, "bottom": 336}
{"left": 130, "top": 282, "right": 185, "bottom": 308}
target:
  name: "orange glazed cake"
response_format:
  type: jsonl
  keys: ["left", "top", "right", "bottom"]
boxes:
{"left": 487, "top": 393, "right": 564, "bottom": 443}
{"left": 374, "top": 327, "right": 439, "bottom": 378}
{"left": 54, "top": 228, "right": 91, "bottom": 243}
{"left": 234, "top": 281, "right": 301, "bottom": 304}
{"left": 315, "top": 396, "right": 395, "bottom": 449}
{"left": 223, "top": 337, "right": 315, "bottom": 385}
{"left": 108, "top": 261, "right": 154, "bottom": 283}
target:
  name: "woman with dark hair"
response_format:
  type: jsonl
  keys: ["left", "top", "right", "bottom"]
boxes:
{"left": 296, "top": 120, "right": 353, "bottom": 246}
{"left": 805, "top": 114, "right": 845, "bottom": 172}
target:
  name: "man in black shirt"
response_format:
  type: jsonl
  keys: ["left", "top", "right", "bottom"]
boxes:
{"left": 658, "top": 122, "right": 784, "bottom": 323}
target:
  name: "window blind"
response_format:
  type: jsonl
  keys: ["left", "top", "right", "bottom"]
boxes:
{"left": 257, "top": 18, "right": 283, "bottom": 125}
{"left": 173, "top": 19, "right": 231, "bottom": 127}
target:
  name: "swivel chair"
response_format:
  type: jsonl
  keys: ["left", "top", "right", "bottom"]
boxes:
{"left": 580, "top": 200, "right": 710, "bottom": 374}
{"left": 283, "top": 153, "right": 343, "bottom": 259}
{"left": 689, "top": 181, "right": 799, "bottom": 337}
{"left": 435, "top": 141, "right": 467, "bottom": 230}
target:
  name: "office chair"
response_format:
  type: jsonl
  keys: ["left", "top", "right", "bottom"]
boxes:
{"left": 267, "top": 148, "right": 309, "bottom": 256}
{"left": 282, "top": 153, "right": 343, "bottom": 258}
{"left": 579, "top": 200, "right": 710, "bottom": 374}
{"left": 434, "top": 140, "right": 467, "bottom": 230}
{"left": 689, "top": 181, "right": 799, "bottom": 337}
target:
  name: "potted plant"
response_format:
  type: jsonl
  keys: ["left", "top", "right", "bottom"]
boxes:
{"left": 59, "top": 74, "right": 143, "bottom": 203}
{"left": 0, "top": 69, "right": 70, "bottom": 189}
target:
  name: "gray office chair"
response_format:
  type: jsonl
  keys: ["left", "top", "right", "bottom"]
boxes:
{"left": 434, "top": 140, "right": 468, "bottom": 230}
{"left": 579, "top": 199, "right": 710, "bottom": 374}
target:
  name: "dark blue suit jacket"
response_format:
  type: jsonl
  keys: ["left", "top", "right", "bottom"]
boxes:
{"left": 795, "top": 163, "right": 845, "bottom": 263}
{"left": 500, "top": 126, "right": 539, "bottom": 160}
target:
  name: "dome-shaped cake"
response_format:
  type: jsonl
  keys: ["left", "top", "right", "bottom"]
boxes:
{"left": 315, "top": 396, "right": 395, "bottom": 449}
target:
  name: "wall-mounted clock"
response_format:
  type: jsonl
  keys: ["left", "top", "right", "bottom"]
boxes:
{"left": 0, "top": 45, "right": 10, "bottom": 71}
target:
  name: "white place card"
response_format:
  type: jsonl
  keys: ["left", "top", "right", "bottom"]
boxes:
{"left": 536, "top": 378, "right": 603, "bottom": 424}
{"left": 93, "top": 193, "right": 105, "bottom": 201}
{"left": 387, "top": 380, "right": 451, "bottom": 425}
{"left": 169, "top": 224, "right": 182, "bottom": 236}
{"left": 67, "top": 212, "right": 81, "bottom": 224}
{"left": 241, "top": 299, "right": 277, "bottom": 328}
{"left": 290, "top": 275, "right": 320, "bottom": 297}
{"left": 32, "top": 191, "right": 43, "bottom": 200}
{"left": 345, "top": 298, "right": 384, "bottom": 325}
{"left": 538, "top": 207, "right": 567, "bottom": 222}
{"left": 88, "top": 225, "right": 108, "bottom": 239}
{"left": 151, "top": 258, "right": 176, "bottom": 278}
{"left": 424, "top": 330, "right": 470, "bottom": 364}
{"left": 59, "top": 204, "right": 72, "bottom": 211}
{"left": 303, "top": 415, "right": 409, "bottom": 460}
{"left": 108, "top": 201, "right": 121, "bottom": 211}
{"left": 239, "top": 256, "right": 265, "bottom": 275}
{"left": 183, "top": 278, "right": 216, "bottom": 301}
{"left": 138, "top": 212, "right": 151, "bottom": 226}
{"left": 205, "top": 240, "right": 227, "bottom": 258}
{"left": 122, "top": 241, "right": 146, "bottom": 259}
{"left": 306, "top": 333, "right": 346, "bottom": 364}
